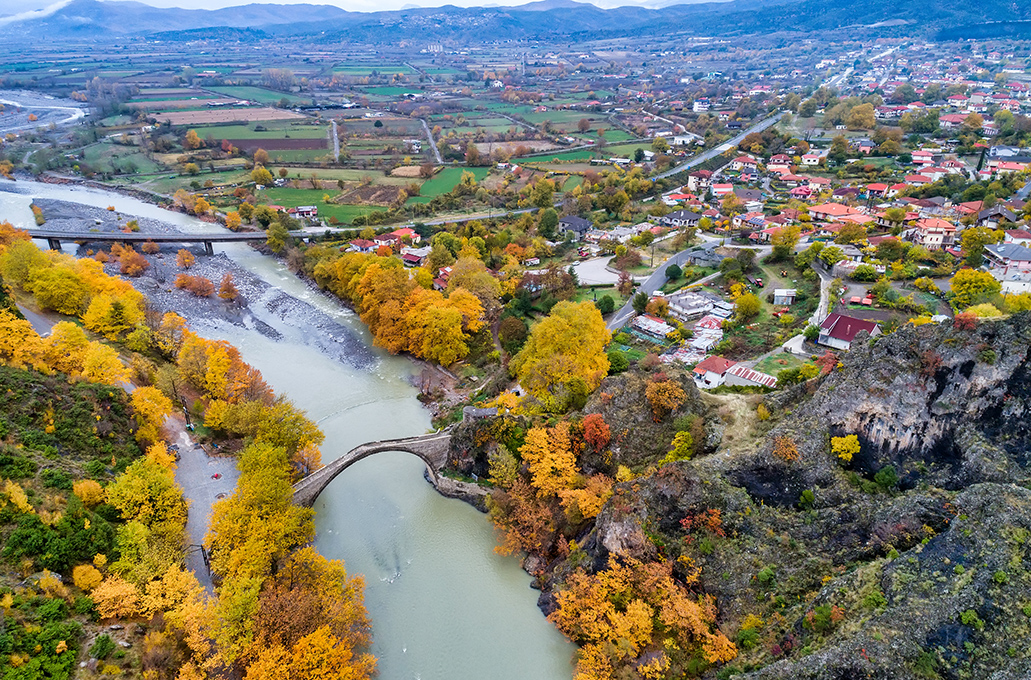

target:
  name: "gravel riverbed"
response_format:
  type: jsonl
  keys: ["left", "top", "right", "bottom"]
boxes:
{"left": 33, "top": 198, "right": 378, "bottom": 370}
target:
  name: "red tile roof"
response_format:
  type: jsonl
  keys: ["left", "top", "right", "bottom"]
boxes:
{"left": 693, "top": 355, "right": 737, "bottom": 375}
{"left": 819, "top": 313, "right": 879, "bottom": 343}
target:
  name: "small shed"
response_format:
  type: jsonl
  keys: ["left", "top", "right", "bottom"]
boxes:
{"left": 773, "top": 288, "right": 797, "bottom": 305}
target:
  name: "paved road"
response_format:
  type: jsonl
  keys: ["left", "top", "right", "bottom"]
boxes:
{"left": 171, "top": 419, "right": 238, "bottom": 592}
{"left": 809, "top": 262, "right": 835, "bottom": 327}
{"left": 654, "top": 112, "right": 784, "bottom": 180}
{"left": 421, "top": 118, "right": 443, "bottom": 165}
{"left": 330, "top": 121, "right": 340, "bottom": 162}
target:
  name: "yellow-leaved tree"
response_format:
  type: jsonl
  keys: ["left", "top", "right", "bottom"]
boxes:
{"left": 511, "top": 301, "right": 610, "bottom": 411}
{"left": 520, "top": 423, "right": 579, "bottom": 499}
{"left": 130, "top": 386, "right": 174, "bottom": 446}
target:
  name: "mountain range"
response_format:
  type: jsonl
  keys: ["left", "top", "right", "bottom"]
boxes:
{"left": 0, "top": 0, "right": 1027, "bottom": 42}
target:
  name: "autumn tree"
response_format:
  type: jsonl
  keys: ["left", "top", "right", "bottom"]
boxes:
{"left": 758, "top": 218, "right": 797, "bottom": 260}
{"left": 734, "top": 292, "right": 761, "bottom": 320}
{"left": 119, "top": 246, "right": 150, "bottom": 276}
{"left": 550, "top": 556, "right": 736, "bottom": 678}
{"left": 251, "top": 166, "right": 274, "bottom": 186}
{"left": 831, "top": 434, "right": 860, "bottom": 463}
{"left": 645, "top": 377, "right": 686, "bottom": 421}
{"left": 81, "top": 341, "right": 129, "bottom": 385}
{"left": 950, "top": 268, "right": 1001, "bottom": 310}
{"left": 960, "top": 226, "right": 1003, "bottom": 267}
{"left": 520, "top": 424, "right": 579, "bottom": 499}
{"left": 582, "top": 413, "right": 611, "bottom": 453}
{"left": 512, "top": 301, "right": 610, "bottom": 411}
{"left": 219, "top": 273, "right": 240, "bottom": 302}
{"left": 254, "top": 148, "right": 270, "bottom": 165}
{"left": 176, "top": 249, "right": 196, "bottom": 269}
{"left": 225, "top": 211, "right": 242, "bottom": 231}
{"left": 130, "top": 386, "right": 173, "bottom": 445}
{"left": 184, "top": 129, "right": 202, "bottom": 150}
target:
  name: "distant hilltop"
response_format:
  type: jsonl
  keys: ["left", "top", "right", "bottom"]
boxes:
{"left": 1, "top": 0, "right": 1028, "bottom": 42}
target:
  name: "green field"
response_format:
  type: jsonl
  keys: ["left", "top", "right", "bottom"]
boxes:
{"left": 332, "top": 63, "right": 415, "bottom": 76}
{"left": 419, "top": 167, "right": 490, "bottom": 197}
{"left": 81, "top": 142, "right": 163, "bottom": 175}
{"left": 185, "top": 121, "right": 327, "bottom": 139}
{"left": 604, "top": 142, "right": 652, "bottom": 156}
{"left": 256, "top": 187, "right": 385, "bottom": 224}
{"left": 264, "top": 149, "right": 336, "bottom": 163}
{"left": 524, "top": 149, "right": 598, "bottom": 162}
{"left": 562, "top": 175, "right": 582, "bottom": 191}
{"left": 206, "top": 86, "right": 309, "bottom": 106}
{"left": 597, "top": 129, "right": 635, "bottom": 142}
{"left": 360, "top": 86, "right": 425, "bottom": 96}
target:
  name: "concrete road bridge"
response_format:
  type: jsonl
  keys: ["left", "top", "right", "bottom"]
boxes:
{"left": 25, "top": 229, "right": 267, "bottom": 256}
{"left": 292, "top": 430, "right": 455, "bottom": 507}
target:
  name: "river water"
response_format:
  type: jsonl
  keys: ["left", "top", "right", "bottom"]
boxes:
{"left": 0, "top": 180, "right": 574, "bottom": 680}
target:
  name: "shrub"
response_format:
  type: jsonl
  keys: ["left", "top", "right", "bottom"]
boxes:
{"left": 606, "top": 350, "right": 629, "bottom": 374}
{"left": 960, "top": 609, "right": 983, "bottom": 630}
{"left": 73, "top": 564, "right": 103, "bottom": 592}
{"left": 74, "top": 596, "right": 96, "bottom": 617}
{"left": 174, "top": 274, "right": 215, "bottom": 297}
{"left": 118, "top": 247, "right": 149, "bottom": 277}
{"left": 645, "top": 378, "right": 686, "bottom": 421}
{"left": 736, "top": 627, "right": 760, "bottom": 650}
{"left": 37, "top": 598, "right": 68, "bottom": 623}
{"left": 874, "top": 465, "right": 898, "bottom": 492}
{"left": 831, "top": 434, "right": 860, "bottom": 463}
{"left": 772, "top": 436, "right": 799, "bottom": 462}
{"left": 41, "top": 468, "right": 74, "bottom": 490}
{"left": 596, "top": 294, "right": 615, "bottom": 314}
{"left": 89, "top": 634, "right": 116, "bottom": 660}
{"left": 798, "top": 489, "right": 815, "bottom": 510}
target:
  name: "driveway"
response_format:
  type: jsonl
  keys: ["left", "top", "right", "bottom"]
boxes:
{"left": 570, "top": 257, "right": 647, "bottom": 286}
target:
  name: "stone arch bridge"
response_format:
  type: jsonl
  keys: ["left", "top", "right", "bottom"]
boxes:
{"left": 292, "top": 430, "right": 455, "bottom": 507}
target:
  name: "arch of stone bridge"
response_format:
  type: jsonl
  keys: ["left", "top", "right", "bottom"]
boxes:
{"left": 292, "top": 433, "right": 452, "bottom": 507}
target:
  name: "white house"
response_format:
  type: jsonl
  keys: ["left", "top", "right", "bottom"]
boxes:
{"left": 692, "top": 356, "right": 737, "bottom": 388}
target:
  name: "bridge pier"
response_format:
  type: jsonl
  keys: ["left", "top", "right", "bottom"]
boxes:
{"left": 46, "top": 238, "right": 62, "bottom": 251}
{"left": 203, "top": 241, "right": 214, "bottom": 256}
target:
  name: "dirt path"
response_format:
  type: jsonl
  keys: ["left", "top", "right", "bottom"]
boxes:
{"left": 699, "top": 391, "right": 764, "bottom": 457}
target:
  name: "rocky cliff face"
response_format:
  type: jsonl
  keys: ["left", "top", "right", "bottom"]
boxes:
{"left": 541, "top": 314, "right": 1031, "bottom": 680}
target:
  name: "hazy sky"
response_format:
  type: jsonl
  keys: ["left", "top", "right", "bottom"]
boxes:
{"left": 3, "top": 0, "right": 682, "bottom": 16}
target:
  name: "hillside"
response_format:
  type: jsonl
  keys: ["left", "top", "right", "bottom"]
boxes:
{"left": 453, "top": 313, "right": 1031, "bottom": 678}
{"left": 0, "top": 0, "right": 1025, "bottom": 41}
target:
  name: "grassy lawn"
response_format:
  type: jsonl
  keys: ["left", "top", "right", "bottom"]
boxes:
{"left": 420, "top": 167, "right": 490, "bottom": 197}
{"left": 754, "top": 352, "right": 804, "bottom": 376}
